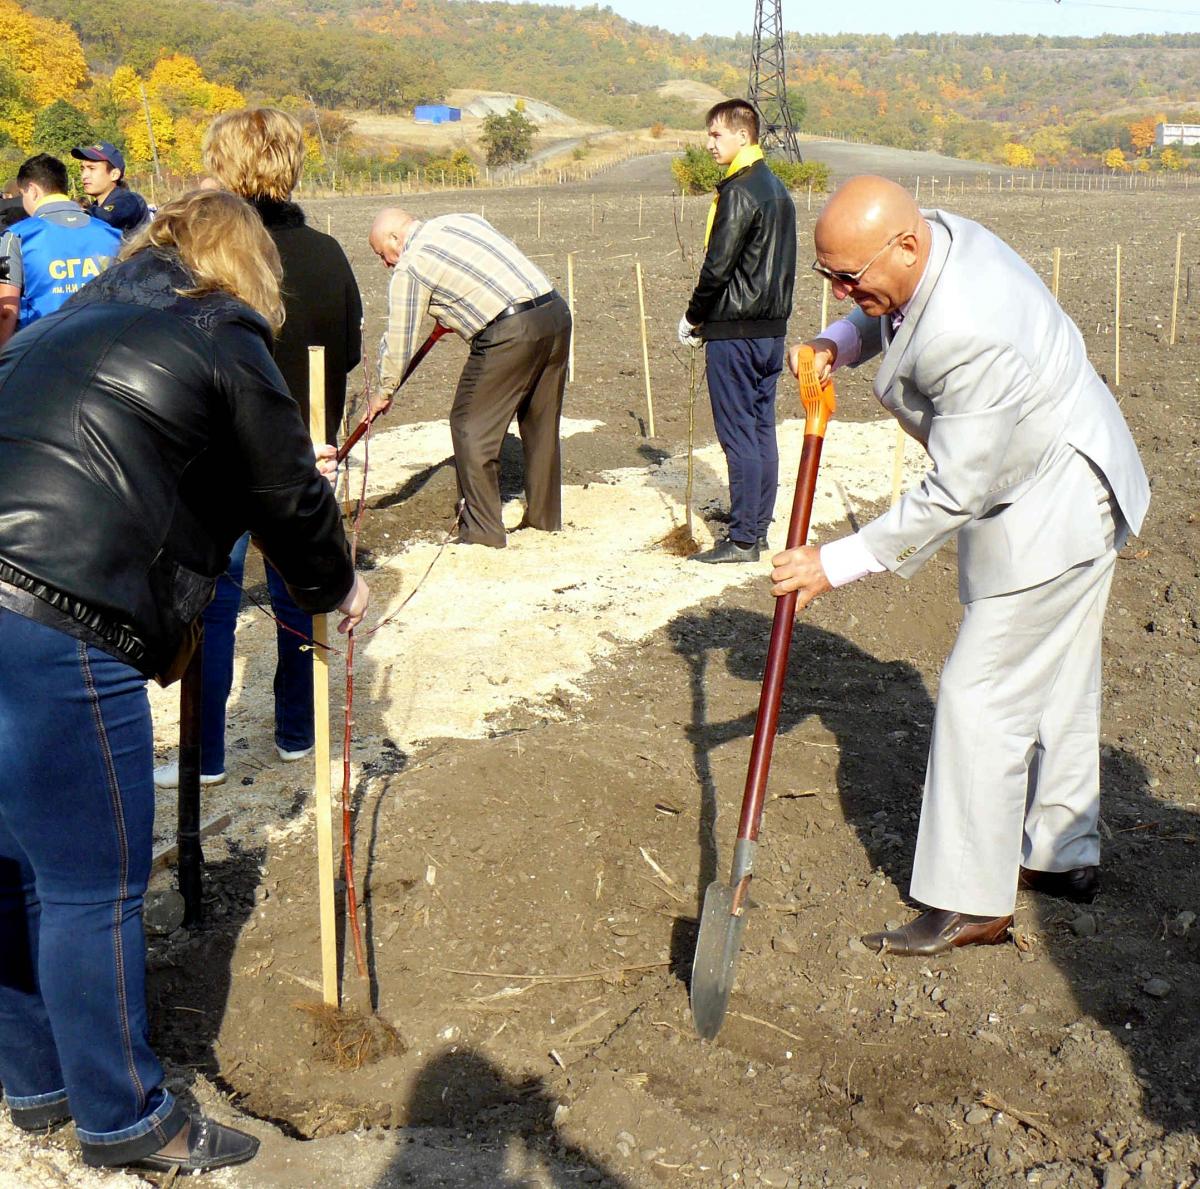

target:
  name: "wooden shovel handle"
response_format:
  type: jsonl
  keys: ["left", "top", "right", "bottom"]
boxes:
{"left": 735, "top": 348, "right": 835, "bottom": 844}
{"left": 335, "top": 323, "right": 451, "bottom": 463}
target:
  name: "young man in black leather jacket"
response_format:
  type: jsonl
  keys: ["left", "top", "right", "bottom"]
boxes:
{"left": 678, "top": 99, "right": 797, "bottom": 563}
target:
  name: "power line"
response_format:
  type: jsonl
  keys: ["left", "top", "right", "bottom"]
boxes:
{"left": 1000, "top": 0, "right": 1200, "bottom": 18}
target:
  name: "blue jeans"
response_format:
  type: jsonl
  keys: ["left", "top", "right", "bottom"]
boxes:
{"left": 200, "top": 534, "right": 313, "bottom": 775}
{"left": 705, "top": 337, "right": 784, "bottom": 546}
{"left": 0, "top": 609, "right": 187, "bottom": 1165}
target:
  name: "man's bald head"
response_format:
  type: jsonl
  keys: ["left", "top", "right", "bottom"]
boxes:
{"left": 812, "top": 175, "right": 930, "bottom": 317}
{"left": 369, "top": 207, "right": 420, "bottom": 267}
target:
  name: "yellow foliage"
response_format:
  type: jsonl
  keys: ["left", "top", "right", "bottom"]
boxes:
{"left": 1134, "top": 157, "right": 1151, "bottom": 172}
{"left": 1002, "top": 142, "right": 1035, "bottom": 169}
{"left": 109, "top": 66, "right": 144, "bottom": 111}
{"left": 303, "top": 130, "right": 325, "bottom": 171}
{"left": 170, "top": 117, "right": 206, "bottom": 174}
{"left": 1102, "top": 147, "right": 1128, "bottom": 172}
{"left": 148, "top": 54, "right": 243, "bottom": 115}
{"left": 1128, "top": 116, "right": 1156, "bottom": 154}
{"left": 1027, "top": 125, "right": 1071, "bottom": 164}
{"left": 1160, "top": 147, "right": 1184, "bottom": 171}
{"left": 0, "top": 0, "right": 89, "bottom": 110}
{"left": 0, "top": 106, "right": 35, "bottom": 153}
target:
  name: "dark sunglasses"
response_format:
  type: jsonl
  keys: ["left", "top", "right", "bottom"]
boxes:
{"left": 811, "top": 232, "right": 902, "bottom": 286}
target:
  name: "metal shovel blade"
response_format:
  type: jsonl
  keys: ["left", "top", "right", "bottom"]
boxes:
{"left": 690, "top": 878, "right": 749, "bottom": 1040}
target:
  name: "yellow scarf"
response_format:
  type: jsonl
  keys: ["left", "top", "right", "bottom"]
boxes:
{"left": 704, "top": 144, "right": 765, "bottom": 248}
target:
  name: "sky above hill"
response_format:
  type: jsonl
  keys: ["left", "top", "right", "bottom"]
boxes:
{"left": 539, "top": 0, "right": 1200, "bottom": 39}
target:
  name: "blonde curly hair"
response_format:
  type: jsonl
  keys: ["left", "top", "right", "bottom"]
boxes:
{"left": 120, "top": 190, "right": 285, "bottom": 331}
{"left": 202, "top": 107, "right": 305, "bottom": 203}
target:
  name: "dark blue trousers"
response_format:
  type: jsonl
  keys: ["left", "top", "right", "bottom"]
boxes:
{"left": 0, "top": 609, "right": 186, "bottom": 1164}
{"left": 199, "top": 533, "right": 313, "bottom": 775}
{"left": 705, "top": 337, "right": 784, "bottom": 546}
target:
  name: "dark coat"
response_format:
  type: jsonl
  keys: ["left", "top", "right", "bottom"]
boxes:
{"left": 0, "top": 249, "right": 353, "bottom": 680}
{"left": 685, "top": 158, "right": 796, "bottom": 341}
{"left": 253, "top": 198, "right": 363, "bottom": 444}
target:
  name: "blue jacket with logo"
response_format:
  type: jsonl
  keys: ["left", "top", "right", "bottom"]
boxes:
{"left": 9, "top": 213, "right": 122, "bottom": 326}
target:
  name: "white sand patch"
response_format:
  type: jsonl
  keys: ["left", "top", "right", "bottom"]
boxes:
{"left": 345, "top": 415, "right": 604, "bottom": 503}
{"left": 349, "top": 415, "right": 922, "bottom": 745}
{"left": 145, "top": 412, "right": 926, "bottom": 850}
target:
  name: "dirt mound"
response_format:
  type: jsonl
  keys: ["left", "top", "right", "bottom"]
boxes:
{"left": 654, "top": 80, "right": 728, "bottom": 107}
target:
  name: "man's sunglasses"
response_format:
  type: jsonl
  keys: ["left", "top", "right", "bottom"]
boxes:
{"left": 811, "top": 232, "right": 902, "bottom": 286}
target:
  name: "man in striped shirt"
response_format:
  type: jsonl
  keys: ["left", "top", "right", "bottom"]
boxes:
{"left": 369, "top": 207, "right": 571, "bottom": 547}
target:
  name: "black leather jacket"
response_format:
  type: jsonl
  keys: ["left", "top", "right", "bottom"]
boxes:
{"left": 0, "top": 249, "right": 354, "bottom": 680}
{"left": 685, "top": 157, "right": 797, "bottom": 340}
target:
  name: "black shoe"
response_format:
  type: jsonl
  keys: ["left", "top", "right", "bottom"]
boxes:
{"left": 9, "top": 1099, "right": 71, "bottom": 1132}
{"left": 127, "top": 1115, "right": 260, "bottom": 1174}
{"left": 693, "top": 539, "right": 760, "bottom": 564}
{"left": 757, "top": 536, "right": 770, "bottom": 552}
{"left": 1019, "top": 865, "right": 1100, "bottom": 904}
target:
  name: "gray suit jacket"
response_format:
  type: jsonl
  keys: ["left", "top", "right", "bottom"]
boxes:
{"left": 850, "top": 210, "right": 1150, "bottom": 602}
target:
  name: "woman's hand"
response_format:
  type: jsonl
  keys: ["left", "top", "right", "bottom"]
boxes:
{"left": 336, "top": 573, "right": 369, "bottom": 634}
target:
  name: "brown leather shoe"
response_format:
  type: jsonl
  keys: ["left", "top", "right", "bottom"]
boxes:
{"left": 862, "top": 908, "right": 1013, "bottom": 957}
{"left": 1018, "top": 865, "right": 1099, "bottom": 904}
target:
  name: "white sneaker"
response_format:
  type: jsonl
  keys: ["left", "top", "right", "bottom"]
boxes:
{"left": 275, "top": 744, "right": 314, "bottom": 762}
{"left": 153, "top": 763, "right": 226, "bottom": 790}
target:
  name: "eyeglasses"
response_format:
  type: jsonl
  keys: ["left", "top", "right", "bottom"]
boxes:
{"left": 811, "top": 232, "right": 902, "bottom": 286}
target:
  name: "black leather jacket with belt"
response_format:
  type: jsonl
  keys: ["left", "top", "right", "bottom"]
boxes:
{"left": 0, "top": 249, "right": 354, "bottom": 680}
{"left": 685, "top": 157, "right": 797, "bottom": 341}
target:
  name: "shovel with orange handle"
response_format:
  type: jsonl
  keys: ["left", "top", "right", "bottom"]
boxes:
{"left": 690, "top": 345, "right": 837, "bottom": 1040}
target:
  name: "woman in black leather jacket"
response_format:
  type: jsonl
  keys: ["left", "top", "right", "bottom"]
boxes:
{"left": 0, "top": 189, "right": 367, "bottom": 1175}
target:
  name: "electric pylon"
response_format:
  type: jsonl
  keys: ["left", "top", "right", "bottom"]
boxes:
{"left": 749, "top": 0, "right": 802, "bottom": 161}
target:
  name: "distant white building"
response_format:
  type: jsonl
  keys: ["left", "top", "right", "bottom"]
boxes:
{"left": 1156, "top": 122, "right": 1200, "bottom": 148}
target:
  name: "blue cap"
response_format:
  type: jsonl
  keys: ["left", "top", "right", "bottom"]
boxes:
{"left": 71, "top": 142, "right": 126, "bottom": 176}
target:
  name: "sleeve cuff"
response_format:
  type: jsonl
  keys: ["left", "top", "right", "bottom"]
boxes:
{"left": 819, "top": 533, "right": 886, "bottom": 588}
{"left": 821, "top": 318, "right": 862, "bottom": 370}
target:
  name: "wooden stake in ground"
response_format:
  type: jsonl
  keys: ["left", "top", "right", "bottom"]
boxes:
{"left": 1051, "top": 246, "right": 1061, "bottom": 300}
{"left": 820, "top": 278, "right": 830, "bottom": 332}
{"left": 536, "top": 196, "right": 542, "bottom": 239}
{"left": 567, "top": 251, "right": 576, "bottom": 383}
{"left": 634, "top": 259, "right": 655, "bottom": 436}
{"left": 1114, "top": 244, "right": 1121, "bottom": 387}
{"left": 308, "top": 347, "right": 339, "bottom": 1007}
{"left": 1170, "top": 232, "right": 1183, "bottom": 345}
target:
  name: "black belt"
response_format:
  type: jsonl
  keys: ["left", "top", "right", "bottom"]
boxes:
{"left": 488, "top": 290, "right": 556, "bottom": 326}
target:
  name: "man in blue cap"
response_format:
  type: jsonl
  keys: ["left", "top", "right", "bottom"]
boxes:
{"left": 70, "top": 142, "right": 150, "bottom": 235}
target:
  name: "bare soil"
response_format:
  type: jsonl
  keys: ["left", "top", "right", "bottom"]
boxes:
{"left": 7, "top": 150, "right": 1200, "bottom": 1189}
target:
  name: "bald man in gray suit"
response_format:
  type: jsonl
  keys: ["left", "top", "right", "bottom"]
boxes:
{"left": 772, "top": 175, "right": 1150, "bottom": 956}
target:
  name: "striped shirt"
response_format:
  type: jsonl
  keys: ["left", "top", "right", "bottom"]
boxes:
{"left": 378, "top": 213, "right": 551, "bottom": 392}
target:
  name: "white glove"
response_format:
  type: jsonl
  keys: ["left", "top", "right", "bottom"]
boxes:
{"left": 677, "top": 314, "right": 702, "bottom": 347}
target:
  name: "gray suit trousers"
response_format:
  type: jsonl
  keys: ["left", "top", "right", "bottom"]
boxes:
{"left": 909, "top": 455, "right": 1124, "bottom": 917}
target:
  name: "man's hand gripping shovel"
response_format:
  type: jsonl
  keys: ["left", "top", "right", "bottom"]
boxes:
{"left": 690, "top": 346, "right": 836, "bottom": 1041}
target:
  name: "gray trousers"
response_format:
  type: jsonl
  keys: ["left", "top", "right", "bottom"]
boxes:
{"left": 909, "top": 463, "right": 1124, "bottom": 917}
{"left": 450, "top": 294, "right": 571, "bottom": 547}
